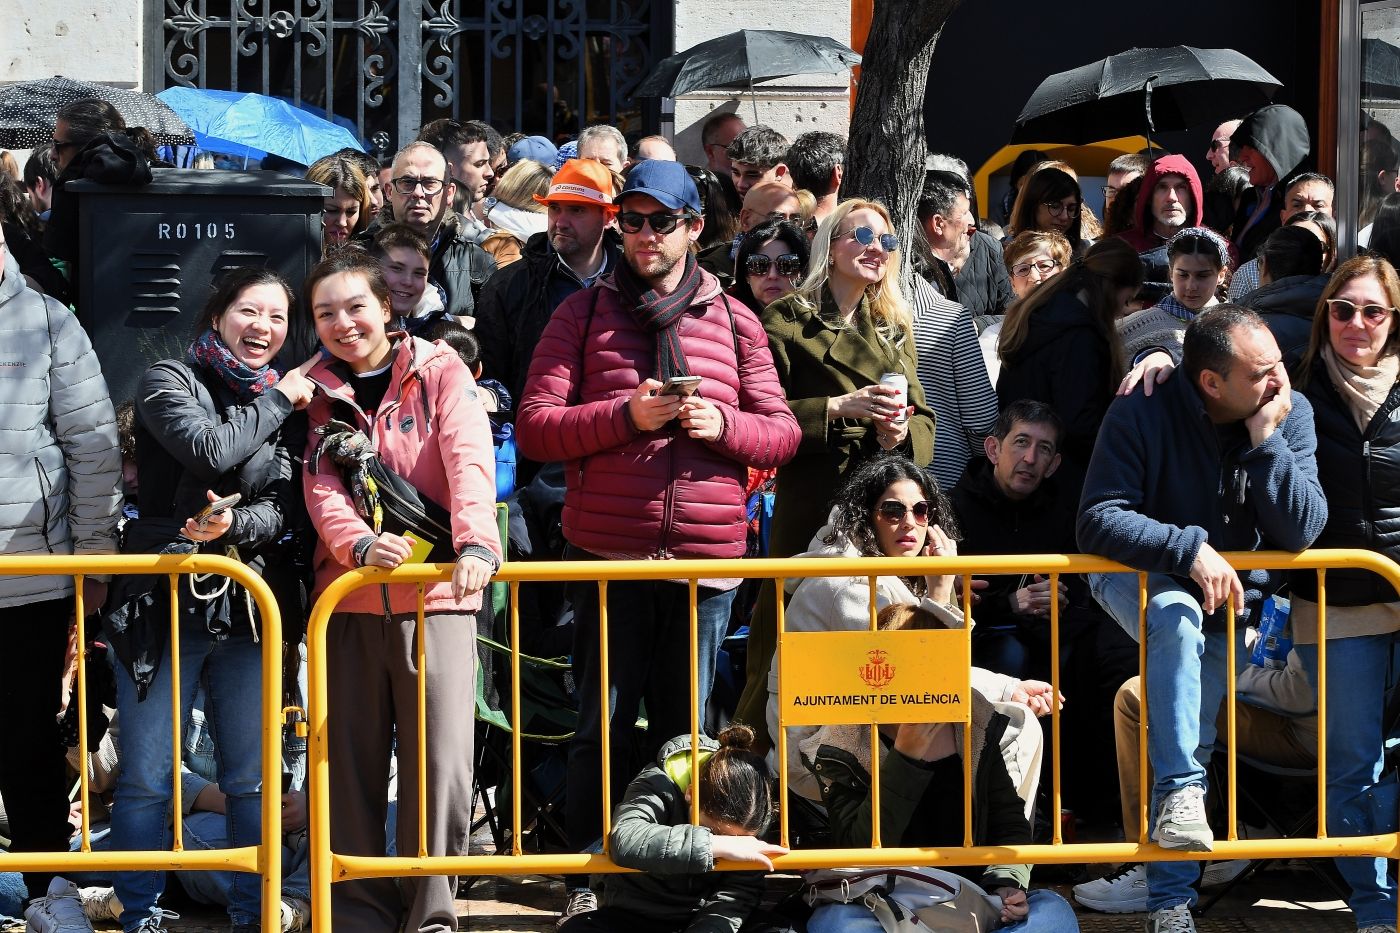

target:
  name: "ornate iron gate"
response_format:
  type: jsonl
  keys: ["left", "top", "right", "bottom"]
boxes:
{"left": 145, "top": 0, "right": 668, "bottom": 155}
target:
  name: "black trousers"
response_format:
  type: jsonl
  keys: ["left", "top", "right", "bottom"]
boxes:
{"left": 0, "top": 596, "right": 75, "bottom": 901}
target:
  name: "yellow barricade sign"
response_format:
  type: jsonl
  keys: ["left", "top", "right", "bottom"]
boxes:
{"left": 779, "top": 629, "right": 971, "bottom": 726}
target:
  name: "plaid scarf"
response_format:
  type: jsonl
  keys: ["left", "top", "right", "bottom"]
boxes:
{"left": 187, "top": 328, "right": 280, "bottom": 403}
{"left": 613, "top": 253, "right": 704, "bottom": 383}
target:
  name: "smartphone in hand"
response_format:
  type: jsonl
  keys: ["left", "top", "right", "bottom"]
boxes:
{"left": 659, "top": 375, "right": 702, "bottom": 398}
{"left": 193, "top": 493, "right": 242, "bottom": 529}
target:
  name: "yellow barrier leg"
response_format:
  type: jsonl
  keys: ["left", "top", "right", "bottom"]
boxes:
{"left": 309, "top": 604, "right": 333, "bottom": 932}
{"left": 1049, "top": 572, "right": 1061, "bottom": 846}
{"left": 689, "top": 578, "right": 701, "bottom": 828}
{"left": 775, "top": 576, "right": 789, "bottom": 850}
{"left": 75, "top": 574, "right": 92, "bottom": 853}
{"left": 169, "top": 574, "right": 183, "bottom": 853}
{"left": 261, "top": 571, "right": 283, "bottom": 931}
{"left": 510, "top": 580, "right": 523, "bottom": 857}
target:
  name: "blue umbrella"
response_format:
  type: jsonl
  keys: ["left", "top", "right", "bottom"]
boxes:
{"left": 156, "top": 87, "right": 363, "bottom": 165}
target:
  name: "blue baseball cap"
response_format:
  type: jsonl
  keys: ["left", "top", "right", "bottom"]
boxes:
{"left": 507, "top": 135, "right": 558, "bottom": 168}
{"left": 619, "top": 160, "right": 701, "bottom": 214}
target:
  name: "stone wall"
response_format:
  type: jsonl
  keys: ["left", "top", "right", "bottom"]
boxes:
{"left": 1, "top": 0, "right": 144, "bottom": 88}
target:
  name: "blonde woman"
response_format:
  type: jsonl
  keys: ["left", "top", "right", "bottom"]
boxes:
{"left": 478, "top": 159, "right": 550, "bottom": 267}
{"left": 306, "top": 154, "right": 372, "bottom": 254}
{"left": 733, "top": 198, "right": 937, "bottom": 743}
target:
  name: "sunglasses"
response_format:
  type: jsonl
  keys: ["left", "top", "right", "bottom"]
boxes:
{"left": 844, "top": 225, "right": 899, "bottom": 252}
{"left": 1326, "top": 298, "right": 1395, "bottom": 325}
{"left": 392, "top": 175, "right": 447, "bottom": 195}
{"left": 618, "top": 211, "right": 691, "bottom": 235}
{"left": 876, "top": 500, "right": 932, "bottom": 523}
{"left": 1209, "top": 138, "right": 1229, "bottom": 151}
{"left": 50, "top": 138, "right": 78, "bottom": 153}
{"left": 745, "top": 253, "right": 803, "bottom": 277}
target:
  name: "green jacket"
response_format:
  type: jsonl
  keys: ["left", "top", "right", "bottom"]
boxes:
{"left": 760, "top": 289, "right": 936, "bottom": 558}
{"left": 596, "top": 734, "right": 768, "bottom": 933}
{"left": 800, "top": 693, "right": 1032, "bottom": 892}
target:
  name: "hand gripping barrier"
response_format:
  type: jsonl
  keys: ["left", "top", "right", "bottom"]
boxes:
{"left": 0, "top": 554, "right": 283, "bottom": 930}
{"left": 306, "top": 549, "right": 1400, "bottom": 931}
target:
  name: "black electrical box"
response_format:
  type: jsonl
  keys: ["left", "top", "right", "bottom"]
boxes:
{"left": 71, "top": 169, "right": 327, "bottom": 403}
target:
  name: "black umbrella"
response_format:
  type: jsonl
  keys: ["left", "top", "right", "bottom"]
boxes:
{"left": 636, "top": 29, "right": 861, "bottom": 122}
{"left": 0, "top": 76, "right": 195, "bottom": 149}
{"left": 1011, "top": 46, "right": 1282, "bottom": 146}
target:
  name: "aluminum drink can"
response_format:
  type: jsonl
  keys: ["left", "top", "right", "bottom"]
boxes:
{"left": 880, "top": 372, "right": 908, "bottom": 423}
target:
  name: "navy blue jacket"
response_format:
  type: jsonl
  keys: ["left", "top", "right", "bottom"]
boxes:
{"left": 1077, "top": 370, "right": 1327, "bottom": 624}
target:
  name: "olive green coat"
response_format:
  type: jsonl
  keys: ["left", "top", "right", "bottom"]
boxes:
{"left": 759, "top": 288, "right": 936, "bottom": 560}
{"left": 734, "top": 288, "right": 935, "bottom": 740}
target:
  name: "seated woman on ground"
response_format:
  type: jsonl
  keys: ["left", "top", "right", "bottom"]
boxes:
{"left": 763, "top": 454, "right": 1058, "bottom": 815}
{"left": 559, "top": 725, "right": 795, "bottom": 933}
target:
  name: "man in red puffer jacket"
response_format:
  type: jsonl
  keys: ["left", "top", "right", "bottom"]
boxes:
{"left": 517, "top": 159, "right": 799, "bottom": 924}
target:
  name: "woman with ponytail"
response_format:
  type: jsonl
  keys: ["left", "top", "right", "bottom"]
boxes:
{"left": 559, "top": 723, "right": 793, "bottom": 932}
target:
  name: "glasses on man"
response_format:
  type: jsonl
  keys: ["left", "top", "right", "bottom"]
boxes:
{"left": 391, "top": 175, "right": 447, "bottom": 195}
{"left": 1209, "top": 138, "right": 1229, "bottom": 152}
{"left": 745, "top": 253, "right": 803, "bottom": 278}
{"left": 768, "top": 211, "right": 804, "bottom": 224}
{"left": 1009, "top": 258, "right": 1062, "bottom": 279}
{"left": 1041, "top": 200, "right": 1080, "bottom": 218}
{"left": 1102, "top": 186, "right": 1118, "bottom": 201}
{"left": 844, "top": 225, "right": 899, "bottom": 252}
{"left": 617, "top": 211, "right": 692, "bottom": 235}
{"left": 876, "top": 500, "right": 932, "bottom": 524}
{"left": 1326, "top": 298, "right": 1396, "bottom": 325}
{"left": 50, "top": 138, "right": 77, "bottom": 153}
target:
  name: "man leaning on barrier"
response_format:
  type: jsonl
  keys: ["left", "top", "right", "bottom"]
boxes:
{"left": 516, "top": 160, "right": 800, "bottom": 925}
{"left": 1077, "top": 304, "right": 1327, "bottom": 933}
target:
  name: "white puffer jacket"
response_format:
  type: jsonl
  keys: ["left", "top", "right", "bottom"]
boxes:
{"left": 0, "top": 250, "right": 120, "bottom": 605}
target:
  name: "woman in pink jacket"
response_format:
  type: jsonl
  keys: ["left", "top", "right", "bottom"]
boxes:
{"left": 301, "top": 251, "right": 501, "bottom": 933}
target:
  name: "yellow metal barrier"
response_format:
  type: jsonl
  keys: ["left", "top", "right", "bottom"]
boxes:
{"left": 306, "top": 549, "right": 1400, "bottom": 931}
{"left": 0, "top": 554, "right": 283, "bottom": 930}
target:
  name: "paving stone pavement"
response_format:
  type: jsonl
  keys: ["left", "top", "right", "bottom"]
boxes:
{"left": 38, "top": 862, "right": 1356, "bottom": 931}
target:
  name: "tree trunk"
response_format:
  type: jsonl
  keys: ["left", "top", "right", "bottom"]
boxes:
{"left": 843, "top": 0, "right": 964, "bottom": 265}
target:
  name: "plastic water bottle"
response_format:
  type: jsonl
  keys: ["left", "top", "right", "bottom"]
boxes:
{"left": 1251, "top": 595, "right": 1292, "bottom": 670}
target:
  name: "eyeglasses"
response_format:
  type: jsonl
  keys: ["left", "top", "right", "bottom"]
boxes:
{"left": 1102, "top": 186, "right": 1118, "bottom": 200}
{"left": 617, "top": 211, "right": 691, "bottom": 235}
{"left": 50, "top": 138, "right": 77, "bottom": 153}
{"left": 1041, "top": 200, "right": 1080, "bottom": 218}
{"left": 876, "top": 500, "right": 932, "bottom": 523}
{"left": 1010, "top": 258, "right": 1061, "bottom": 279}
{"left": 1209, "top": 139, "right": 1229, "bottom": 152}
{"left": 844, "top": 225, "right": 899, "bottom": 252}
{"left": 1326, "top": 298, "right": 1395, "bottom": 325}
{"left": 745, "top": 253, "right": 803, "bottom": 277}
{"left": 391, "top": 175, "right": 447, "bottom": 195}
{"left": 768, "top": 211, "right": 803, "bottom": 224}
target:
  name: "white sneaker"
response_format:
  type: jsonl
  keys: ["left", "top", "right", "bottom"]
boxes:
{"left": 23, "top": 878, "right": 94, "bottom": 933}
{"left": 1073, "top": 862, "right": 1147, "bottom": 913}
{"left": 1144, "top": 902, "right": 1196, "bottom": 933}
{"left": 1152, "top": 785, "right": 1213, "bottom": 852}
{"left": 1200, "top": 858, "right": 1247, "bottom": 887}
{"left": 556, "top": 888, "right": 597, "bottom": 929}
{"left": 280, "top": 896, "right": 311, "bottom": 932}
{"left": 75, "top": 888, "right": 120, "bottom": 924}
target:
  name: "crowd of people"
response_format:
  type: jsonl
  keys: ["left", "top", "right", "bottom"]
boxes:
{"left": 0, "top": 92, "right": 1398, "bottom": 933}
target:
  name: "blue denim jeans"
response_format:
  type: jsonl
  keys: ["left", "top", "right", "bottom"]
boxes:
{"left": 110, "top": 623, "right": 264, "bottom": 931}
{"left": 1295, "top": 634, "right": 1397, "bottom": 927}
{"left": 178, "top": 810, "right": 310, "bottom": 905}
{"left": 1089, "top": 571, "right": 1245, "bottom": 912}
{"left": 807, "top": 889, "right": 1079, "bottom": 932}
{"left": 564, "top": 575, "right": 735, "bottom": 886}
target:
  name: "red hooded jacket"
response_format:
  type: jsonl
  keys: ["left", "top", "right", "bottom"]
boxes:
{"left": 1117, "top": 154, "right": 1204, "bottom": 254}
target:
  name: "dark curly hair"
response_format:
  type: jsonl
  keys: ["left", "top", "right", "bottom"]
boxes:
{"left": 730, "top": 218, "right": 809, "bottom": 313}
{"left": 824, "top": 455, "right": 960, "bottom": 576}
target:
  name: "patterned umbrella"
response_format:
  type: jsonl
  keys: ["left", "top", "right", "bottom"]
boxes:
{"left": 0, "top": 76, "right": 195, "bottom": 149}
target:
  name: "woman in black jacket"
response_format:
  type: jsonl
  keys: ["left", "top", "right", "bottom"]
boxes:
{"left": 1291, "top": 254, "right": 1400, "bottom": 930}
{"left": 996, "top": 238, "right": 1141, "bottom": 505}
{"left": 108, "top": 267, "right": 314, "bottom": 932}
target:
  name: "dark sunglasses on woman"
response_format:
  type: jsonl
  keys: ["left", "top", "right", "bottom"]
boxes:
{"left": 845, "top": 226, "right": 900, "bottom": 252}
{"left": 1326, "top": 298, "right": 1395, "bottom": 325}
{"left": 876, "top": 500, "right": 931, "bottom": 523}
{"left": 745, "top": 253, "right": 804, "bottom": 277}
